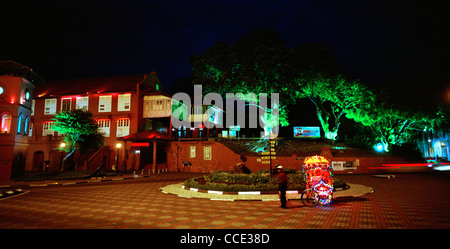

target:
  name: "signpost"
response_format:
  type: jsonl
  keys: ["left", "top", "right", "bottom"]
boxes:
{"left": 258, "top": 139, "right": 277, "bottom": 174}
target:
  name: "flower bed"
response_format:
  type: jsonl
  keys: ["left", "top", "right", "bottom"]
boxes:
{"left": 183, "top": 170, "right": 347, "bottom": 192}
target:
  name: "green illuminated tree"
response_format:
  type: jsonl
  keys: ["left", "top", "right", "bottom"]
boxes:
{"left": 52, "top": 109, "right": 104, "bottom": 171}
{"left": 190, "top": 29, "right": 295, "bottom": 138}
{"left": 295, "top": 74, "right": 376, "bottom": 140}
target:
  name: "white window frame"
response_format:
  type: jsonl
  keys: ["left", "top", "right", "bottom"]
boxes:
{"left": 76, "top": 96, "right": 89, "bottom": 111}
{"left": 116, "top": 118, "right": 130, "bottom": 137}
{"left": 31, "top": 99, "right": 35, "bottom": 116}
{"left": 44, "top": 98, "right": 57, "bottom": 115}
{"left": 97, "top": 119, "right": 111, "bottom": 137}
{"left": 28, "top": 122, "right": 33, "bottom": 137}
{"left": 203, "top": 145, "right": 212, "bottom": 160}
{"left": 42, "top": 121, "right": 55, "bottom": 136}
{"left": 99, "top": 95, "right": 112, "bottom": 112}
{"left": 152, "top": 100, "right": 163, "bottom": 111}
{"left": 190, "top": 145, "right": 196, "bottom": 158}
{"left": 61, "top": 98, "right": 72, "bottom": 112}
{"left": 118, "top": 94, "right": 131, "bottom": 112}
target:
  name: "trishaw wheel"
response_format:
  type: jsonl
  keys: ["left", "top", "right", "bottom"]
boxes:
{"left": 301, "top": 188, "right": 318, "bottom": 207}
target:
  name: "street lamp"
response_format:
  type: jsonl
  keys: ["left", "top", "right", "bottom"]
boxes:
{"left": 116, "top": 143, "right": 122, "bottom": 172}
{"left": 59, "top": 142, "right": 66, "bottom": 170}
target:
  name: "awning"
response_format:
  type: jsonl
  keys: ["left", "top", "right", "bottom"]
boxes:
{"left": 118, "top": 130, "right": 171, "bottom": 141}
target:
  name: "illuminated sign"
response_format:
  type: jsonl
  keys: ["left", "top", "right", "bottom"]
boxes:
{"left": 293, "top": 126, "right": 320, "bottom": 138}
{"left": 131, "top": 142, "right": 149, "bottom": 147}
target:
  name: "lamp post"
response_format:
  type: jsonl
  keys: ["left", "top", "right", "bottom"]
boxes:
{"left": 116, "top": 143, "right": 122, "bottom": 172}
{"left": 59, "top": 142, "right": 66, "bottom": 170}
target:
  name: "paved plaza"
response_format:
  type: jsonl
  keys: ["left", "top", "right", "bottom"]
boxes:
{"left": 1, "top": 172, "right": 450, "bottom": 229}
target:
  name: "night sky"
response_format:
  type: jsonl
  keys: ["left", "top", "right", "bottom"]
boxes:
{"left": 1, "top": 0, "right": 449, "bottom": 107}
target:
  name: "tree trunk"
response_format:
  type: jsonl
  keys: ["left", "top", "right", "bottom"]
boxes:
{"left": 59, "top": 148, "right": 76, "bottom": 172}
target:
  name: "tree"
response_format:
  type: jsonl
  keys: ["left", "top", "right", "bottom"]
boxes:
{"left": 295, "top": 74, "right": 376, "bottom": 140}
{"left": 52, "top": 109, "right": 103, "bottom": 171}
{"left": 190, "top": 29, "right": 295, "bottom": 138}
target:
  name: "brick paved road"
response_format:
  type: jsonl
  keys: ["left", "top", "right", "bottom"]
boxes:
{"left": 1, "top": 172, "right": 450, "bottom": 229}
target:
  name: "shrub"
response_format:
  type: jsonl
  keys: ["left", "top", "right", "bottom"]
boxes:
{"left": 183, "top": 170, "right": 346, "bottom": 192}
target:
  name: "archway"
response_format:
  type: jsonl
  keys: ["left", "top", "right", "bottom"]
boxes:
{"left": 32, "top": 151, "right": 44, "bottom": 172}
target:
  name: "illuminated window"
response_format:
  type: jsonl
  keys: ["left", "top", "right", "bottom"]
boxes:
{"left": 24, "top": 117, "right": 29, "bottom": 135}
{"left": 203, "top": 145, "right": 212, "bottom": 160}
{"left": 76, "top": 96, "right": 89, "bottom": 111}
{"left": 24, "top": 89, "right": 30, "bottom": 101}
{"left": 99, "top": 95, "right": 112, "bottom": 112}
{"left": 17, "top": 114, "right": 23, "bottom": 134}
{"left": 118, "top": 94, "right": 131, "bottom": 111}
{"left": 61, "top": 98, "right": 72, "bottom": 112}
{"left": 28, "top": 122, "right": 33, "bottom": 137}
{"left": 152, "top": 100, "right": 163, "bottom": 111}
{"left": 97, "top": 119, "right": 111, "bottom": 137}
{"left": 31, "top": 99, "right": 35, "bottom": 115}
{"left": 190, "top": 145, "right": 196, "bottom": 158}
{"left": 1, "top": 114, "right": 12, "bottom": 134}
{"left": 44, "top": 98, "right": 57, "bottom": 115}
{"left": 116, "top": 118, "right": 130, "bottom": 137}
{"left": 165, "top": 99, "right": 171, "bottom": 111}
{"left": 42, "top": 121, "right": 55, "bottom": 136}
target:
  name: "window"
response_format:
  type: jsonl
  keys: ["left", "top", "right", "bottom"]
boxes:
{"left": 17, "top": 114, "right": 23, "bottom": 134}
{"left": 116, "top": 118, "right": 130, "bottom": 137}
{"left": 165, "top": 99, "right": 171, "bottom": 111}
{"left": 1, "top": 114, "right": 12, "bottom": 134}
{"left": 203, "top": 145, "right": 212, "bottom": 160}
{"left": 61, "top": 98, "right": 72, "bottom": 112}
{"left": 118, "top": 94, "right": 131, "bottom": 111}
{"left": 76, "top": 96, "right": 89, "bottom": 111}
{"left": 190, "top": 145, "right": 196, "bottom": 158}
{"left": 24, "top": 117, "right": 29, "bottom": 135}
{"left": 28, "top": 122, "right": 33, "bottom": 137}
{"left": 31, "top": 99, "right": 35, "bottom": 116}
{"left": 24, "top": 89, "right": 30, "bottom": 101}
{"left": 42, "top": 121, "right": 55, "bottom": 136}
{"left": 99, "top": 95, "right": 112, "bottom": 112}
{"left": 44, "top": 98, "right": 57, "bottom": 115}
{"left": 97, "top": 119, "right": 111, "bottom": 137}
{"left": 152, "top": 100, "right": 163, "bottom": 111}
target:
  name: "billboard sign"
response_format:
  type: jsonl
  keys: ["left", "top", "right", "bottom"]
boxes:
{"left": 294, "top": 126, "right": 321, "bottom": 138}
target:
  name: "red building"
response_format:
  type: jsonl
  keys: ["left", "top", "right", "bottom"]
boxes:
{"left": 0, "top": 61, "right": 42, "bottom": 180}
{"left": 0, "top": 60, "right": 223, "bottom": 180}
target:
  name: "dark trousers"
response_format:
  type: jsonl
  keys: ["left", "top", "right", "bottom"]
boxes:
{"left": 278, "top": 183, "right": 287, "bottom": 207}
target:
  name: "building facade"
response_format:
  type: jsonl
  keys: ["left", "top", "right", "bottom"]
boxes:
{"left": 0, "top": 61, "right": 42, "bottom": 180}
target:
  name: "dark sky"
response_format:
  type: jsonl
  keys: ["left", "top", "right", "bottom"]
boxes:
{"left": 1, "top": 0, "right": 449, "bottom": 106}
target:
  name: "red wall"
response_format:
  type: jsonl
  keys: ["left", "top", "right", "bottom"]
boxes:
{"left": 166, "top": 141, "right": 406, "bottom": 174}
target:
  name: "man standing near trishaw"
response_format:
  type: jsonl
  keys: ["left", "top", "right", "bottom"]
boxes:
{"left": 276, "top": 165, "right": 288, "bottom": 209}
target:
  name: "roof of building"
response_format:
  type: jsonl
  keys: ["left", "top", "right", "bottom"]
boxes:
{"left": 0, "top": 60, "right": 44, "bottom": 84}
{"left": 119, "top": 130, "right": 172, "bottom": 141}
{"left": 34, "top": 74, "right": 147, "bottom": 98}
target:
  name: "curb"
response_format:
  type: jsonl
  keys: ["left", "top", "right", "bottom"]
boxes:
{"left": 181, "top": 184, "right": 350, "bottom": 195}
{"left": 0, "top": 188, "right": 26, "bottom": 200}
{"left": 161, "top": 183, "right": 354, "bottom": 202}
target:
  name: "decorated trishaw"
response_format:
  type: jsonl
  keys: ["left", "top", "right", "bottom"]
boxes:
{"left": 301, "top": 156, "right": 334, "bottom": 206}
